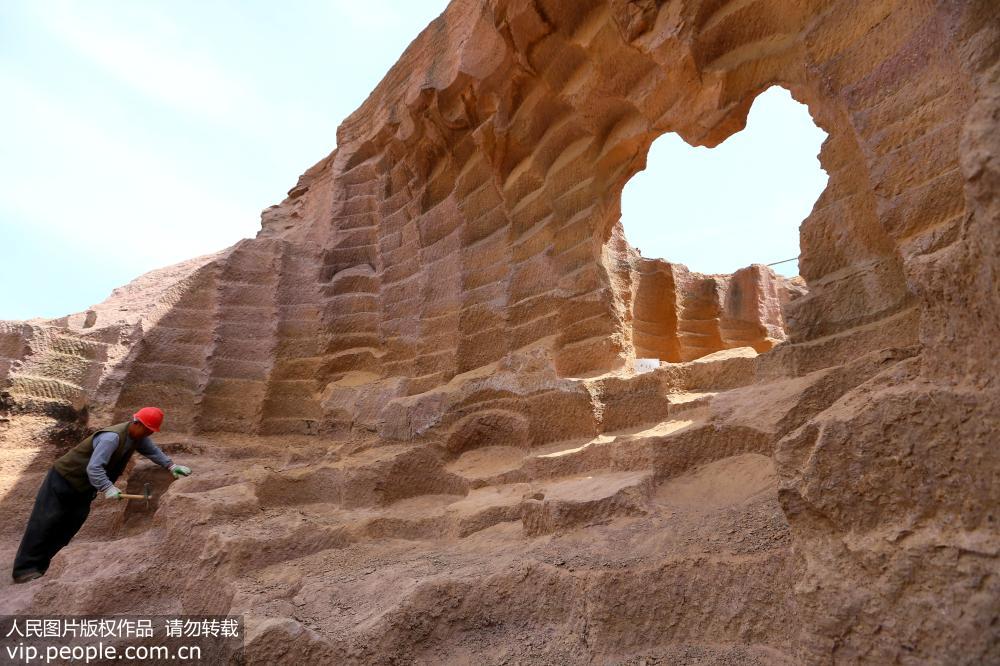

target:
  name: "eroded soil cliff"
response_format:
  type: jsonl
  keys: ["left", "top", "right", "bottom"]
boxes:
{"left": 2, "top": 0, "right": 998, "bottom": 663}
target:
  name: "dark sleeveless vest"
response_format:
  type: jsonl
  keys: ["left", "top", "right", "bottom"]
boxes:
{"left": 53, "top": 422, "right": 135, "bottom": 493}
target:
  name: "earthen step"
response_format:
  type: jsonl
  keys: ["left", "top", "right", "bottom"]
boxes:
{"left": 259, "top": 416, "right": 322, "bottom": 435}
{"left": 522, "top": 469, "right": 654, "bottom": 536}
{"left": 659, "top": 346, "right": 757, "bottom": 390}
{"left": 254, "top": 445, "right": 468, "bottom": 510}
{"left": 48, "top": 334, "right": 109, "bottom": 360}
{"left": 7, "top": 375, "right": 86, "bottom": 404}
{"left": 591, "top": 370, "right": 720, "bottom": 432}
{"left": 355, "top": 483, "right": 531, "bottom": 540}
{"left": 461, "top": 413, "right": 771, "bottom": 490}
{"left": 664, "top": 391, "right": 717, "bottom": 415}
{"left": 24, "top": 353, "right": 95, "bottom": 386}
{"left": 199, "top": 515, "right": 351, "bottom": 574}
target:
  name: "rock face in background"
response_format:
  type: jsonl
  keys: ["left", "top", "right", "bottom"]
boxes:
{"left": 626, "top": 253, "right": 800, "bottom": 361}
{"left": 1, "top": 0, "right": 997, "bottom": 663}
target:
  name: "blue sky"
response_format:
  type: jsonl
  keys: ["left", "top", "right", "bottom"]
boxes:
{"left": 1, "top": 1, "right": 827, "bottom": 321}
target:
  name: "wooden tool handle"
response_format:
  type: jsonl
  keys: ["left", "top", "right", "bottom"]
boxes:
{"left": 119, "top": 493, "right": 147, "bottom": 500}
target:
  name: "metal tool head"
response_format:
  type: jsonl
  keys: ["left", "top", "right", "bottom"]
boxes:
{"left": 143, "top": 483, "right": 151, "bottom": 509}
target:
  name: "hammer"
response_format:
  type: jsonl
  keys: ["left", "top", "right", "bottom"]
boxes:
{"left": 119, "top": 483, "right": 153, "bottom": 509}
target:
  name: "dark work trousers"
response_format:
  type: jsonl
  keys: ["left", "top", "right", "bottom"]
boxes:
{"left": 12, "top": 468, "right": 97, "bottom": 578}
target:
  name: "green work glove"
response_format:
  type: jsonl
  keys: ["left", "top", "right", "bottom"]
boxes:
{"left": 169, "top": 464, "right": 191, "bottom": 479}
{"left": 104, "top": 486, "right": 123, "bottom": 500}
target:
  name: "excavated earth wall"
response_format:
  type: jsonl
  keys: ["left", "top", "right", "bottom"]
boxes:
{"left": 1, "top": 1, "right": 998, "bottom": 663}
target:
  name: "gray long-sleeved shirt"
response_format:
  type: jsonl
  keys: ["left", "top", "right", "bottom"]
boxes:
{"left": 86, "top": 431, "right": 173, "bottom": 492}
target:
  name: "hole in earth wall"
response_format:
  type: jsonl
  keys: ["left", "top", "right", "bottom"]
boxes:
{"left": 621, "top": 86, "right": 828, "bottom": 278}
{"left": 614, "top": 86, "right": 828, "bottom": 364}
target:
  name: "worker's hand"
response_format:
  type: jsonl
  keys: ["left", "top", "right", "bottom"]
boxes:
{"left": 104, "top": 486, "right": 123, "bottom": 500}
{"left": 169, "top": 464, "right": 191, "bottom": 479}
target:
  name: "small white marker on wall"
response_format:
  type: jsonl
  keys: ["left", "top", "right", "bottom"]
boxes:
{"left": 633, "top": 358, "right": 660, "bottom": 374}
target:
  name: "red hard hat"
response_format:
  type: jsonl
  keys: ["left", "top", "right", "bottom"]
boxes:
{"left": 133, "top": 407, "right": 164, "bottom": 433}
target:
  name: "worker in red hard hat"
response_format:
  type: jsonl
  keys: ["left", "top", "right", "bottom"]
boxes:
{"left": 10, "top": 407, "right": 192, "bottom": 584}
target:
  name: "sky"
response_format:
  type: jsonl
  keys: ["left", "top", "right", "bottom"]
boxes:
{"left": 621, "top": 86, "right": 828, "bottom": 276}
{"left": 0, "top": 1, "right": 827, "bottom": 321}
